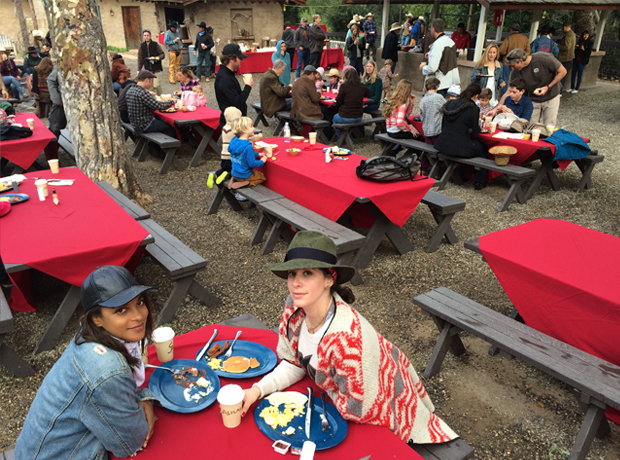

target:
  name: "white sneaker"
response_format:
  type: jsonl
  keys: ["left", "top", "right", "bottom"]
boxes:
{"left": 572, "top": 89, "right": 578, "bottom": 94}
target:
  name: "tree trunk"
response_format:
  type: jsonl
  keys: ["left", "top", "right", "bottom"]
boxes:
{"left": 573, "top": 10, "right": 595, "bottom": 36}
{"left": 14, "top": 0, "right": 31, "bottom": 53}
{"left": 28, "top": 0, "right": 38, "bottom": 30}
{"left": 44, "top": 0, "right": 149, "bottom": 202}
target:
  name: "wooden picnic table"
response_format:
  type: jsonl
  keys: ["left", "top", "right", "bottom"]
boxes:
{"left": 238, "top": 48, "right": 344, "bottom": 74}
{"left": 256, "top": 137, "right": 434, "bottom": 270}
{"left": 0, "top": 168, "right": 152, "bottom": 353}
{"left": 154, "top": 106, "right": 221, "bottom": 167}
{"left": 464, "top": 218, "right": 620, "bottom": 427}
{"left": 110, "top": 321, "right": 425, "bottom": 460}
{"left": 0, "top": 113, "right": 55, "bottom": 172}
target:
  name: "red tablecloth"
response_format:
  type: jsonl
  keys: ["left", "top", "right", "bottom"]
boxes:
{"left": 258, "top": 137, "right": 434, "bottom": 227}
{"left": 0, "top": 113, "right": 55, "bottom": 169}
{"left": 111, "top": 324, "right": 423, "bottom": 459}
{"left": 478, "top": 218, "right": 620, "bottom": 425}
{"left": 0, "top": 169, "right": 150, "bottom": 311}
{"left": 319, "top": 91, "right": 367, "bottom": 108}
{"left": 154, "top": 106, "right": 221, "bottom": 141}
{"left": 239, "top": 48, "right": 344, "bottom": 74}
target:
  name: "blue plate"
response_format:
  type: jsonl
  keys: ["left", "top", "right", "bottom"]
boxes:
{"left": 148, "top": 359, "right": 220, "bottom": 413}
{"left": 0, "top": 193, "right": 28, "bottom": 204}
{"left": 322, "top": 147, "right": 351, "bottom": 156}
{"left": 254, "top": 394, "right": 348, "bottom": 450}
{"left": 195, "top": 340, "right": 278, "bottom": 379}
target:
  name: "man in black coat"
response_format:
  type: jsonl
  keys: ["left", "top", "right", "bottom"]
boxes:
{"left": 194, "top": 22, "right": 214, "bottom": 82}
{"left": 214, "top": 44, "right": 253, "bottom": 126}
{"left": 381, "top": 23, "right": 401, "bottom": 73}
{"left": 308, "top": 14, "right": 326, "bottom": 68}
{"left": 137, "top": 30, "right": 165, "bottom": 95}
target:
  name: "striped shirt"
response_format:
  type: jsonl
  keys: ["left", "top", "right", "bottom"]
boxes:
{"left": 386, "top": 102, "right": 417, "bottom": 134}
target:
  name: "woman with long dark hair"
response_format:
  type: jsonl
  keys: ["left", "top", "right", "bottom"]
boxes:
{"left": 15, "top": 266, "right": 158, "bottom": 459}
{"left": 332, "top": 68, "right": 370, "bottom": 142}
{"left": 240, "top": 231, "right": 458, "bottom": 448}
{"left": 345, "top": 23, "right": 366, "bottom": 75}
{"left": 568, "top": 30, "right": 593, "bottom": 94}
{"left": 435, "top": 82, "right": 489, "bottom": 190}
{"left": 31, "top": 57, "right": 54, "bottom": 117}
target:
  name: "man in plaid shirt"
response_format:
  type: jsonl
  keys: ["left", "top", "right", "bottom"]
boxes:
{"left": 363, "top": 13, "right": 377, "bottom": 61}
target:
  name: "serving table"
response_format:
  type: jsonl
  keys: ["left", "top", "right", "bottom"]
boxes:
{"left": 0, "top": 168, "right": 152, "bottom": 353}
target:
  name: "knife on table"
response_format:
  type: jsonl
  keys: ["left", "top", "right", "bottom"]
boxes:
{"left": 196, "top": 329, "right": 218, "bottom": 361}
{"left": 305, "top": 387, "right": 313, "bottom": 439}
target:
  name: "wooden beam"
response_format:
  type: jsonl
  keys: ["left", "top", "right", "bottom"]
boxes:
{"left": 594, "top": 9, "right": 608, "bottom": 52}
{"left": 381, "top": 0, "right": 390, "bottom": 50}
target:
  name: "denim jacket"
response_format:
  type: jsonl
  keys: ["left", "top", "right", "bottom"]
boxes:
{"left": 470, "top": 64, "right": 504, "bottom": 97}
{"left": 15, "top": 338, "right": 156, "bottom": 460}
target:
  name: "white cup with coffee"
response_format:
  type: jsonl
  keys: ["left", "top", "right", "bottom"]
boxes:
{"left": 217, "top": 384, "right": 245, "bottom": 428}
{"left": 151, "top": 327, "right": 175, "bottom": 363}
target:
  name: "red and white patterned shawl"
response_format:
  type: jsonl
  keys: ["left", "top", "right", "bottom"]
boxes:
{"left": 276, "top": 293, "right": 458, "bottom": 444}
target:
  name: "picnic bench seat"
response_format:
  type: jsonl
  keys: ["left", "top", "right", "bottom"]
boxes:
{"left": 97, "top": 181, "right": 150, "bottom": 221}
{"left": 437, "top": 154, "right": 536, "bottom": 212}
{"left": 0, "top": 290, "right": 34, "bottom": 378}
{"left": 273, "top": 112, "right": 331, "bottom": 144}
{"left": 410, "top": 439, "right": 475, "bottom": 460}
{"left": 333, "top": 117, "right": 386, "bottom": 150}
{"left": 138, "top": 219, "right": 221, "bottom": 325}
{"left": 58, "top": 129, "right": 75, "bottom": 158}
{"left": 250, "top": 102, "right": 270, "bottom": 127}
{"left": 420, "top": 190, "right": 466, "bottom": 253}
{"left": 135, "top": 132, "right": 183, "bottom": 175}
{"left": 413, "top": 287, "right": 620, "bottom": 460}
{"left": 121, "top": 121, "right": 137, "bottom": 144}
{"left": 574, "top": 152, "right": 604, "bottom": 192}
{"left": 375, "top": 133, "right": 442, "bottom": 178}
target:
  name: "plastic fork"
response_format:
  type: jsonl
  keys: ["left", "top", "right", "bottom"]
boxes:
{"left": 320, "top": 392, "right": 330, "bottom": 432}
{"left": 222, "top": 330, "right": 242, "bottom": 359}
{"left": 144, "top": 364, "right": 185, "bottom": 375}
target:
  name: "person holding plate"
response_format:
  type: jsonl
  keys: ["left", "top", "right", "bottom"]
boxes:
{"left": 471, "top": 43, "right": 505, "bottom": 106}
{"left": 15, "top": 266, "right": 158, "bottom": 459}
{"left": 241, "top": 231, "right": 459, "bottom": 447}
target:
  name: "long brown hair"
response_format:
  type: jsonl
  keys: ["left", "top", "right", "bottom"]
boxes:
{"left": 35, "top": 57, "right": 54, "bottom": 76}
{"left": 320, "top": 269, "right": 355, "bottom": 304}
{"left": 362, "top": 60, "right": 377, "bottom": 84}
{"left": 383, "top": 79, "right": 412, "bottom": 118}
{"left": 75, "top": 293, "right": 155, "bottom": 368}
{"left": 177, "top": 66, "right": 196, "bottom": 80}
{"left": 475, "top": 43, "right": 500, "bottom": 70}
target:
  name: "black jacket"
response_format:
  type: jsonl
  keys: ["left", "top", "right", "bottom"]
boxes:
{"left": 434, "top": 99, "right": 482, "bottom": 158}
{"left": 195, "top": 32, "right": 214, "bottom": 53}
{"left": 575, "top": 38, "right": 593, "bottom": 66}
{"left": 381, "top": 31, "right": 400, "bottom": 63}
{"left": 214, "top": 65, "right": 252, "bottom": 126}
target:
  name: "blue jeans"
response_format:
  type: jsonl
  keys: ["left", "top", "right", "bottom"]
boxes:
{"left": 285, "top": 98, "right": 292, "bottom": 111}
{"left": 2, "top": 76, "right": 25, "bottom": 99}
{"left": 570, "top": 60, "right": 584, "bottom": 90}
{"left": 560, "top": 61, "right": 571, "bottom": 94}
{"left": 296, "top": 48, "right": 310, "bottom": 78}
{"left": 196, "top": 50, "right": 211, "bottom": 80}
{"left": 332, "top": 114, "right": 362, "bottom": 141}
{"left": 401, "top": 35, "right": 411, "bottom": 46}
{"left": 500, "top": 65, "right": 511, "bottom": 98}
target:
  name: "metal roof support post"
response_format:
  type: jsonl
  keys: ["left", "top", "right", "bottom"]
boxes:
{"left": 474, "top": 4, "right": 488, "bottom": 62}
{"left": 432, "top": 0, "right": 440, "bottom": 20}
{"left": 529, "top": 10, "right": 543, "bottom": 43}
{"left": 495, "top": 9, "right": 505, "bottom": 42}
{"left": 594, "top": 9, "right": 608, "bottom": 52}
{"left": 381, "top": 0, "right": 391, "bottom": 48}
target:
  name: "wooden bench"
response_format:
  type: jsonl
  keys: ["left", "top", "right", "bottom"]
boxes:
{"left": 97, "top": 181, "right": 150, "bottom": 221}
{"left": 58, "top": 129, "right": 75, "bottom": 158}
{"left": 138, "top": 219, "right": 221, "bottom": 325}
{"left": 274, "top": 111, "right": 331, "bottom": 144}
{"left": 135, "top": 132, "right": 183, "bottom": 175}
{"left": 420, "top": 190, "right": 466, "bottom": 253}
{"left": 333, "top": 117, "right": 386, "bottom": 150}
{"left": 121, "top": 121, "right": 137, "bottom": 144}
{"left": 375, "top": 133, "right": 442, "bottom": 178}
{"left": 0, "top": 290, "right": 34, "bottom": 378}
{"left": 437, "top": 154, "right": 536, "bottom": 212}
{"left": 410, "top": 439, "right": 475, "bottom": 460}
{"left": 574, "top": 152, "right": 604, "bottom": 192}
{"left": 250, "top": 102, "right": 270, "bottom": 127}
{"left": 413, "top": 287, "right": 620, "bottom": 460}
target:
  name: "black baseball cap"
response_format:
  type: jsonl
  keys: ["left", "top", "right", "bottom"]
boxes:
{"left": 222, "top": 43, "right": 248, "bottom": 60}
{"left": 81, "top": 266, "right": 154, "bottom": 313}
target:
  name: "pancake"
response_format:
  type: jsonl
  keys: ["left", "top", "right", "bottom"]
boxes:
{"left": 222, "top": 356, "right": 251, "bottom": 373}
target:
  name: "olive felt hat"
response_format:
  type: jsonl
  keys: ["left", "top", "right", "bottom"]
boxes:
{"left": 267, "top": 231, "right": 356, "bottom": 283}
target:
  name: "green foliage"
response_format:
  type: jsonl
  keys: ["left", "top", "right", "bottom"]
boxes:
{"left": 106, "top": 45, "right": 129, "bottom": 52}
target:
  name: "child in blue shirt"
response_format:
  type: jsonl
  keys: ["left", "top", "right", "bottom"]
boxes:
{"left": 229, "top": 117, "right": 268, "bottom": 189}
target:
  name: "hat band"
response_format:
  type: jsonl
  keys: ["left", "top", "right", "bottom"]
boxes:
{"left": 284, "top": 247, "right": 337, "bottom": 265}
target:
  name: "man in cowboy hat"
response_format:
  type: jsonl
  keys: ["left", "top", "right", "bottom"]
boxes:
{"left": 23, "top": 46, "right": 42, "bottom": 76}
{"left": 362, "top": 12, "right": 377, "bottom": 61}
{"left": 193, "top": 22, "right": 214, "bottom": 82}
{"left": 381, "top": 23, "right": 401, "bottom": 73}
{"left": 164, "top": 21, "right": 183, "bottom": 84}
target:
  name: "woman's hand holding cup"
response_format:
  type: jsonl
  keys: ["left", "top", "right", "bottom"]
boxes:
{"left": 241, "top": 386, "right": 262, "bottom": 417}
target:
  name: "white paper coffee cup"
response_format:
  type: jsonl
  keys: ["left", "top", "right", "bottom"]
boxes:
{"left": 309, "top": 132, "right": 317, "bottom": 145}
{"left": 546, "top": 125, "right": 555, "bottom": 135}
{"left": 26, "top": 118, "right": 35, "bottom": 130}
{"left": 35, "top": 179, "right": 47, "bottom": 201}
{"left": 532, "top": 129, "right": 541, "bottom": 142}
{"left": 48, "top": 159, "right": 60, "bottom": 174}
{"left": 485, "top": 116, "right": 492, "bottom": 129}
{"left": 490, "top": 122, "right": 497, "bottom": 133}
{"left": 217, "top": 384, "right": 245, "bottom": 428}
{"left": 151, "top": 327, "right": 175, "bottom": 362}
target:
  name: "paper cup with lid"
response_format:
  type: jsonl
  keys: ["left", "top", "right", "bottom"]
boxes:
{"left": 151, "top": 326, "right": 175, "bottom": 362}
{"left": 217, "top": 384, "right": 245, "bottom": 428}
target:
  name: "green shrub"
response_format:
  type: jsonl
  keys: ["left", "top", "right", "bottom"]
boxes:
{"left": 107, "top": 45, "right": 130, "bottom": 52}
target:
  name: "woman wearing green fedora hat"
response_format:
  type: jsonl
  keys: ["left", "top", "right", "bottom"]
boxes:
{"left": 241, "top": 231, "right": 458, "bottom": 446}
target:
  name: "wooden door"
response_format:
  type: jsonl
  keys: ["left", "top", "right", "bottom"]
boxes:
{"left": 122, "top": 7, "right": 142, "bottom": 49}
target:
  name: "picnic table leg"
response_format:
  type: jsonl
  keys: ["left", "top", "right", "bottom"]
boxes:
{"left": 525, "top": 149, "right": 560, "bottom": 200}
{"left": 498, "top": 177, "right": 527, "bottom": 212}
{"left": 157, "top": 275, "right": 194, "bottom": 325}
{"left": 251, "top": 212, "right": 272, "bottom": 246}
{"left": 34, "top": 285, "right": 82, "bottom": 354}
{"left": 316, "top": 128, "right": 330, "bottom": 145}
{"left": 159, "top": 148, "right": 184, "bottom": 174}
{"left": 424, "top": 318, "right": 465, "bottom": 378}
{"left": 207, "top": 184, "right": 243, "bottom": 215}
{"left": 437, "top": 161, "right": 460, "bottom": 190}
{"left": 488, "top": 307, "right": 523, "bottom": 356}
{"left": 262, "top": 218, "right": 285, "bottom": 255}
{"left": 425, "top": 208, "right": 458, "bottom": 253}
{"left": 188, "top": 125, "right": 221, "bottom": 168}
{"left": 272, "top": 118, "right": 285, "bottom": 137}
{"left": 574, "top": 159, "right": 595, "bottom": 192}
{"left": 188, "top": 280, "right": 221, "bottom": 306}
{"left": 0, "top": 335, "right": 34, "bottom": 377}
{"left": 569, "top": 404, "right": 607, "bottom": 460}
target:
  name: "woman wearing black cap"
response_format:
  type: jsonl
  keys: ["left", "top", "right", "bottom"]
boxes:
{"left": 15, "top": 266, "right": 158, "bottom": 459}
{"left": 240, "top": 231, "right": 458, "bottom": 447}
{"left": 194, "top": 22, "right": 214, "bottom": 82}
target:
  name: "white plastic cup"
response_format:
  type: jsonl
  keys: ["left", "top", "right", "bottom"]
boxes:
{"left": 546, "top": 125, "right": 555, "bottom": 135}
{"left": 300, "top": 441, "right": 317, "bottom": 460}
{"left": 485, "top": 116, "right": 492, "bottom": 129}
{"left": 35, "top": 179, "right": 47, "bottom": 201}
{"left": 309, "top": 132, "right": 317, "bottom": 145}
{"left": 217, "top": 384, "right": 245, "bottom": 428}
{"left": 490, "top": 121, "right": 497, "bottom": 133}
{"left": 532, "top": 129, "right": 541, "bottom": 142}
{"left": 26, "top": 118, "right": 35, "bottom": 130}
{"left": 151, "top": 327, "right": 175, "bottom": 363}
{"left": 48, "top": 159, "right": 60, "bottom": 174}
